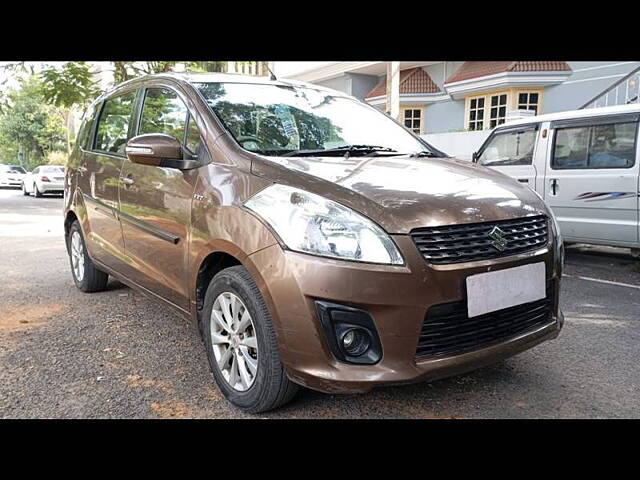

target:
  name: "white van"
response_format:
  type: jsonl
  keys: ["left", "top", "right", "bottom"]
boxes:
{"left": 473, "top": 104, "right": 640, "bottom": 254}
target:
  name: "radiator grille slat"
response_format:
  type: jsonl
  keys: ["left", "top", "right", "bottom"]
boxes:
{"left": 411, "top": 215, "right": 548, "bottom": 264}
{"left": 415, "top": 284, "right": 554, "bottom": 359}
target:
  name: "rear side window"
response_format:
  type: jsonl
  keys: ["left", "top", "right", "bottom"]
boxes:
{"left": 552, "top": 121, "right": 638, "bottom": 169}
{"left": 478, "top": 128, "right": 537, "bottom": 166}
{"left": 139, "top": 88, "right": 188, "bottom": 142}
{"left": 76, "top": 102, "right": 99, "bottom": 150}
{"left": 94, "top": 91, "right": 137, "bottom": 155}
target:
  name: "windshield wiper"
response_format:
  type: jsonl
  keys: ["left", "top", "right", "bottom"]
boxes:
{"left": 282, "top": 145, "right": 398, "bottom": 158}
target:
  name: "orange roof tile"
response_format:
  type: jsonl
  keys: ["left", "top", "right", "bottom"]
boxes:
{"left": 445, "top": 61, "right": 571, "bottom": 84}
{"left": 365, "top": 67, "right": 441, "bottom": 99}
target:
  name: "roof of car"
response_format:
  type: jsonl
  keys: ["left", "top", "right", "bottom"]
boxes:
{"left": 502, "top": 103, "right": 640, "bottom": 128}
{"left": 99, "top": 72, "right": 355, "bottom": 102}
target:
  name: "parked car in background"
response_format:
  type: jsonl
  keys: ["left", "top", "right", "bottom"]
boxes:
{"left": 23, "top": 165, "right": 65, "bottom": 197}
{"left": 474, "top": 104, "right": 640, "bottom": 256}
{"left": 64, "top": 73, "right": 564, "bottom": 413}
{"left": 0, "top": 165, "right": 27, "bottom": 188}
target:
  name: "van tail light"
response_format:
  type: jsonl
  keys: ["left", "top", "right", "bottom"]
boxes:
{"left": 40, "top": 176, "right": 51, "bottom": 182}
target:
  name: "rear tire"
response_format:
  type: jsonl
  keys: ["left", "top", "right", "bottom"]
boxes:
{"left": 202, "top": 265, "right": 298, "bottom": 413}
{"left": 67, "top": 220, "right": 109, "bottom": 293}
{"left": 34, "top": 183, "right": 42, "bottom": 198}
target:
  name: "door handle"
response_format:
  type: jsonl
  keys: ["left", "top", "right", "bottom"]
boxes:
{"left": 550, "top": 178, "right": 558, "bottom": 195}
{"left": 517, "top": 178, "right": 529, "bottom": 183}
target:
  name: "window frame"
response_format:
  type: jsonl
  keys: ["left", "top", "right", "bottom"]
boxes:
{"left": 488, "top": 93, "right": 508, "bottom": 129}
{"left": 467, "top": 95, "right": 486, "bottom": 131}
{"left": 466, "top": 89, "right": 544, "bottom": 131}
{"left": 475, "top": 123, "right": 540, "bottom": 166}
{"left": 550, "top": 116, "right": 639, "bottom": 170}
{"left": 517, "top": 91, "right": 540, "bottom": 115}
{"left": 401, "top": 106, "right": 424, "bottom": 135}
{"left": 91, "top": 88, "right": 140, "bottom": 157}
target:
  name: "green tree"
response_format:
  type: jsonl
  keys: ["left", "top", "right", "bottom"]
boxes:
{"left": 0, "top": 76, "right": 66, "bottom": 169}
{"left": 40, "top": 62, "right": 100, "bottom": 108}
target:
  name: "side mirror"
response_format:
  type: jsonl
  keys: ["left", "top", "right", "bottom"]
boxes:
{"left": 472, "top": 151, "right": 478, "bottom": 163}
{"left": 125, "top": 133, "right": 199, "bottom": 170}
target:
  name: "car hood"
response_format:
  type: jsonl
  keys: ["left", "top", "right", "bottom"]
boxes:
{"left": 252, "top": 154, "right": 548, "bottom": 234}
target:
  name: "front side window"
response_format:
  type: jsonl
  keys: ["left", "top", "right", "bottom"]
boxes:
{"left": 139, "top": 88, "right": 188, "bottom": 142}
{"left": 94, "top": 91, "right": 137, "bottom": 154}
{"left": 478, "top": 128, "right": 538, "bottom": 166}
{"left": 402, "top": 108, "right": 422, "bottom": 134}
{"left": 552, "top": 121, "right": 637, "bottom": 169}
{"left": 185, "top": 115, "right": 202, "bottom": 154}
{"left": 195, "top": 82, "right": 439, "bottom": 157}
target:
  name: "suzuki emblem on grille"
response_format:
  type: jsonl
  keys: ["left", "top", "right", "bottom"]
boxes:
{"left": 488, "top": 226, "right": 508, "bottom": 252}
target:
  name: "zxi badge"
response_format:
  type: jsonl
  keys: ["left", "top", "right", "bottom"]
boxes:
{"left": 488, "top": 226, "right": 508, "bottom": 252}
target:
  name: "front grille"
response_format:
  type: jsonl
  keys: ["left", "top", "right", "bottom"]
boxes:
{"left": 415, "top": 283, "right": 554, "bottom": 359}
{"left": 410, "top": 215, "right": 548, "bottom": 265}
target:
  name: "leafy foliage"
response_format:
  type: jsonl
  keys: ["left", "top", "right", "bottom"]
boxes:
{"left": 0, "top": 76, "right": 66, "bottom": 169}
{"left": 40, "top": 62, "right": 100, "bottom": 108}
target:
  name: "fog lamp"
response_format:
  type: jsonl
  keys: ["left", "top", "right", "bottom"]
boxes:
{"left": 341, "top": 328, "right": 370, "bottom": 357}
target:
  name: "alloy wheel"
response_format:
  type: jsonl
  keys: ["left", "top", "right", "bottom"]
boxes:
{"left": 210, "top": 292, "right": 258, "bottom": 392}
{"left": 70, "top": 230, "right": 85, "bottom": 282}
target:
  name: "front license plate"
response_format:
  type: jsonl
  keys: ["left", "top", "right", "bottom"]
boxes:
{"left": 466, "top": 262, "right": 546, "bottom": 318}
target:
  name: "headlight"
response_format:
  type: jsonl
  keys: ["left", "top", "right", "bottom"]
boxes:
{"left": 245, "top": 184, "right": 404, "bottom": 265}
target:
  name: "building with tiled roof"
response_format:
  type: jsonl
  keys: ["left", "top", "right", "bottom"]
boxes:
{"left": 275, "top": 61, "right": 640, "bottom": 135}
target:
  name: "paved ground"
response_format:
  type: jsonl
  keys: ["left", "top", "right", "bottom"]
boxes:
{"left": 1, "top": 187, "right": 639, "bottom": 419}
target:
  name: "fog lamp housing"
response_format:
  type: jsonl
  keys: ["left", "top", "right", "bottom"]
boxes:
{"left": 315, "top": 301, "right": 382, "bottom": 365}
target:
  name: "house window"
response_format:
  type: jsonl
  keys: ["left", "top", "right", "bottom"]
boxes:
{"left": 518, "top": 92, "right": 540, "bottom": 114}
{"left": 468, "top": 97, "right": 485, "bottom": 131}
{"left": 403, "top": 108, "right": 422, "bottom": 134}
{"left": 489, "top": 93, "right": 508, "bottom": 128}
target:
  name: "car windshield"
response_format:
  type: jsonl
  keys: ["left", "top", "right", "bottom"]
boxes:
{"left": 195, "top": 82, "right": 442, "bottom": 158}
{"left": 4, "top": 166, "right": 26, "bottom": 174}
{"left": 42, "top": 166, "right": 65, "bottom": 174}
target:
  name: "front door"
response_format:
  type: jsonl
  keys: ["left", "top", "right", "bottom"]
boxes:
{"left": 80, "top": 90, "right": 137, "bottom": 268}
{"left": 544, "top": 114, "right": 639, "bottom": 244}
{"left": 476, "top": 124, "right": 540, "bottom": 189}
{"left": 118, "top": 86, "right": 203, "bottom": 311}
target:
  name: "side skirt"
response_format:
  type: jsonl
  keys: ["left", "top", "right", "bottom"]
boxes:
{"left": 92, "top": 257, "right": 192, "bottom": 323}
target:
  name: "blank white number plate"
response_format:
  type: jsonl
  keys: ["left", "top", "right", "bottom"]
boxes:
{"left": 466, "top": 262, "right": 546, "bottom": 318}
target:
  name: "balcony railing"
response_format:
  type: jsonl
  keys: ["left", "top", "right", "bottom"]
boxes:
{"left": 580, "top": 66, "right": 640, "bottom": 109}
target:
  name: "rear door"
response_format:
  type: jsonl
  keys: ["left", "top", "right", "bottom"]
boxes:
{"left": 476, "top": 123, "right": 540, "bottom": 189}
{"left": 544, "top": 113, "right": 639, "bottom": 244}
{"left": 80, "top": 89, "right": 137, "bottom": 268}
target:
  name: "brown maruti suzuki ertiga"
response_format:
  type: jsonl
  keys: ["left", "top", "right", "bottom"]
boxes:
{"left": 64, "top": 73, "right": 564, "bottom": 413}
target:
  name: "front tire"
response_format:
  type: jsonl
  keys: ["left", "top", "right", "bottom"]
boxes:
{"left": 67, "top": 220, "right": 109, "bottom": 293}
{"left": 202, "top": 266, "right": 298, "bottom": 413}
{"left": 22, "top": 183, "right": 29, "bottom": 196}
{"left": 34, "top": 183, "right": 42, "bottom": 198}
